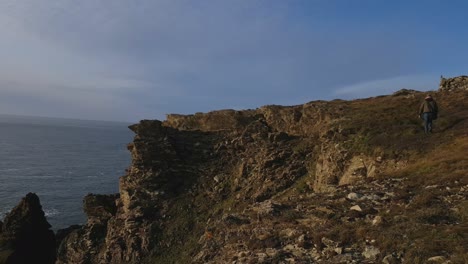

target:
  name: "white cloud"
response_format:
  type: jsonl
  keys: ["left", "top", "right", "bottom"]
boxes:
{"left": 0, "top": 1, "right": 453, "bottom": 121}
{"left": 0, "top": 9, "right": 156, "bottom": 120}
{"left": 333, "top": 74, "right": 439, "bottom": 99}
{"left": 0, "top": 0, "right": 296, "bottom": 120}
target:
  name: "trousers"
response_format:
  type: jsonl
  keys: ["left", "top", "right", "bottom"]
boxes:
{"left": 423, "top": 112, "right": 433, "bottom": 134}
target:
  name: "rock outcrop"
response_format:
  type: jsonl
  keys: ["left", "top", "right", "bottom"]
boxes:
{"left": 57, "top": 193, "right": 119, "bottom": 263}
{"left": 0, "top": 193, "right": 56, "bottom": 264}
{"left": 392, "top": 88, "right": 420, "bottom": 97}
{"left": 439, "top": 75, "right": 468, "bottom": 91}
{"left": 55, "top": 88, "right": 468, "bottom": 263}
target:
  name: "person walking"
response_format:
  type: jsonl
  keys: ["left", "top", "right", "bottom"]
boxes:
{"left": 419, "top": 95, "right": 438, "bottom": 134}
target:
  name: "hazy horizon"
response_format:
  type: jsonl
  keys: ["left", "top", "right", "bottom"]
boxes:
{"left": 0, "top": 86, "right": 440, "bottom": 123}
{"left": 0, "top": 113, "right": 132, "bottom": 126}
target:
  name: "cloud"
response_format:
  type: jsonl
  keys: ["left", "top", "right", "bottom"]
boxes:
{"left": 333, "top": 74, "right": 439, "bottom": 99}
{"left": 0, "top": 1, "right": 308, "bottom": 121}
{"left": 0, "top": 1, "right": 460, "bottom": 121}
{"left": 0, "top": 8, "right": 155, "bottom": 121}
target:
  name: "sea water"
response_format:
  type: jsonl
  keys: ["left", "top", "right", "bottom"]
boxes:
{"left": 0, "top": 115, "right": 133, "bottom": 230}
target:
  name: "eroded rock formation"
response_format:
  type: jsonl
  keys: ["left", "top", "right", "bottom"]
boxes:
{"left": 0, "top": 193, "right": 56, "bottom": 264}
{"left": 439, "top": 75, "right": 468, "bottom": 91}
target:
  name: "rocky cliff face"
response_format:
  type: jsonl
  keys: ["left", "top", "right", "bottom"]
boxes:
{"left": 0, "top": 193, "right": 56, "bottom": 264}
{"left": 439, "top": 75, "right": 468, "bottom": 91}
{"left": 55, "top": 87, "right": 468, "bottom": 263}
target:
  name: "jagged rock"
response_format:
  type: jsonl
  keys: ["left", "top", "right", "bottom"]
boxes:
{"left": 0, "top": 193, "right": 56, "bottom": 264}
{"left": 321, "top": 237, "right": 339, "bottom": 248}
{"left": 253, "top": 200, "right": 282, "bottom": 217}
{"left": 55, "top": 224, "right": 81, "bottom": 246}
{"left": 392, "top": 89, "right": 419, "bottom": 96}
{"left": 439, "top": 75, "right": 468, "bottom": 91}
{"left": 350, "top": 205, "right": 363, "bottom": 212}
{"left": 334, "top": 247, "right": 343, "bottom": 254}
{"left": 362, "top": 246, "right": 380, "bottom": 259}
{"left": 347, "top": 192, "right": 362, "bottom": 200}
{"left": 56, "top": 194, "right": 120, "bottom": 264}
{"left": 83, "top": 193, "right": 119, "bottom": 224}
{"left": 427, "top": 256, "right": 447, "bottom": 263}
{"left": 382, "top": 254, "right": 400, "bottom": 264}
{"left": 314, "top": 143, "right": 346, "bottom": 192}
{"left": 372, "top": 215, "right": 383, "bottom": 226}
{"left": 339, "top": 156, "right": 376, "bottom": 185}
{"left": 279, "top": 228, "right": 297, "bottom": 238}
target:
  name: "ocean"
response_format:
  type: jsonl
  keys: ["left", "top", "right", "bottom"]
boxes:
{"left": 0, "top": 115, "right": 133, "bottom": 230}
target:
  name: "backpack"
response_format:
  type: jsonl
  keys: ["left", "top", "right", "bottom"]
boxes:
{"left": 428, "top": 101, "right": 438, "bottom": 120}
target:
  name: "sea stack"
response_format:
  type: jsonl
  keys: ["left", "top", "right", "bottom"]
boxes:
{"left": 0, "top": 193, "right": 56, "bottom": 264}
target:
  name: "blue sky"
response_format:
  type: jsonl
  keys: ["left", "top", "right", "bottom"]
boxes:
{"left": 0, "top": 0, "right": 467, "bottom": 122}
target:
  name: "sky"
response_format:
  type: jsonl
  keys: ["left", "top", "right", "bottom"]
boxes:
{"left": 0, "top": 0, "right": 467, "bottom": 122}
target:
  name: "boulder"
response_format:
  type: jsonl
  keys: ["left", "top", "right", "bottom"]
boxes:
{"left": 362, "top": 246, "right": 380, "bottom": 260}
{"left": 350, "top": 205, "right": 363, "bottom": 212}
{"left": 427, "top": 256, "right": 447, "bottom": 263}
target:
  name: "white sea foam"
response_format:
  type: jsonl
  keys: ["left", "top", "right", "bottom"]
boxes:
{"left": 0, "top": 207, "right": 12, "bottom": 219}
{"left": 0, "top": 209, "right": 59, "bottom": 219}
{"left": 44, "top": 208, "right": 60, "bottom": 217}
{"left": 0, "top": 116, "right": 131, "bottom": 229}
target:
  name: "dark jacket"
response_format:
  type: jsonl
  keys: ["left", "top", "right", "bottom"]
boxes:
{"left": 419, "top": 100, "right": 438, "bottom": 115}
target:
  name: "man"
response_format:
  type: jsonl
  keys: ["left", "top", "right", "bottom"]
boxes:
{"left": 419, "top": 95, "right": 438, "bottom": 134}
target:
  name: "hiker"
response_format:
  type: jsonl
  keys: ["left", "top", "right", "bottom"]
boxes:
{"left": 419, "top": 95, "right": 438, "bottom": 134}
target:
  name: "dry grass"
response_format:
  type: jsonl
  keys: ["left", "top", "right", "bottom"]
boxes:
{"left": 312, "top": 91, "right": 468, "bottom": 262}
{"left": 341, "top": 91, "right": 468, "bottom": 156}
{"left": 387, "top": 137, "right": 468, "bottom": 187}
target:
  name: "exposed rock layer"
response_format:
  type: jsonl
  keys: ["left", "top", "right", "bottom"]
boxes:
{"left": 55, "top": 88, "right": 468, "bottom": 263}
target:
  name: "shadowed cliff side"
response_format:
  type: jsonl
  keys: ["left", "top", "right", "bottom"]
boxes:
{"left": 0, "top": 193, "right": 56, "bottom": 264}
{"left": 57, "top": 86, "right": 468, "bottom": 263}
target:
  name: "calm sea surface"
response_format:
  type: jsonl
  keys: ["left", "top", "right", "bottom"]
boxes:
{"left": 0, "top": 115, "right": 133, "bottom": 230}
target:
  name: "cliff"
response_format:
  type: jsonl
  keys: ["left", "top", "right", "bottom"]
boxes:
{"left": 3, "top": 82, "right": 467, "bottom": 263}
{"left": 53, "top": 86, "right": 468, "bottom": 264}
